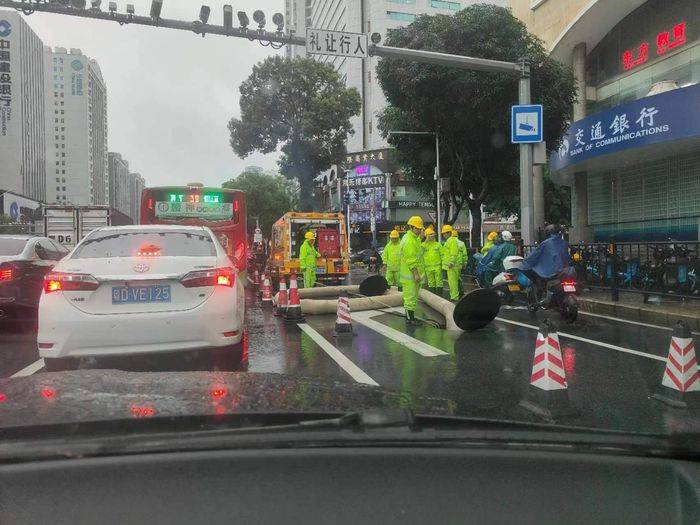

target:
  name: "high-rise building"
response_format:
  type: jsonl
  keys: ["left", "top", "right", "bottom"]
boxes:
{"left": 286, "top": 0, "right": 505, "bottom": 152}
{"left": 128, "top": 172, "right": 144, "bottom": 223}
{"left": 44, "top": 47, "right": 109, "bottom": 206}
{"left": 0, "top": 10, "right": 46, "bottom": 202}
{"left": 108, "top": 152, "right": 130, "bottom": 216}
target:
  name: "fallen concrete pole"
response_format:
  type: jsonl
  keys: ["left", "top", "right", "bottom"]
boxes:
{"left": 419, "top": 288, "right": 461, "bottom": 331}
{"left": 298, "top": 285, "right": 360, "bottom": 299}
{"left": 300, "top": 290, "right": 404, "bottom": 315}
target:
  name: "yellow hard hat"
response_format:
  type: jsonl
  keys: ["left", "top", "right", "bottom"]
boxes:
{"left": 487, "top": 231, "right": 498, "bottom": 241}
{"left": 441, "top": 224, "right": 453, "bottom": 235}
{"left": 407, "top": 216, "right": 424, "bottom": 229}
{"left": 451, "top": 229, "right": 458, "bottom": 237}
{"left": 572, "top": 252, "right": 581, "bottom": 262}
{"left": 389, "top": 229, "right": 400, "bottom": 239}
{"left": 424, "top": 227, "right": 435, "bottom": 236}
{"left": 304, "top": 231, "right": 316, "bottom": 240}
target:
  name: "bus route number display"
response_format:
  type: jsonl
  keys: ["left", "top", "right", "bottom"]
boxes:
{"left": 155, "top": 201, "right": 233, "bottom": 220}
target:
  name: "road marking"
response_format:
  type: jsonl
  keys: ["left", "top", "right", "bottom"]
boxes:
{"left": 11, "top": 358, "right": 45, "bottom": 378}
{"left": 353, "top": 311, "right": 448, "bottom": 357}
{"left": 297, "top": 323, "right": 379, "bottom": 386}
{"left": 495, "top": 317, "right": 666, "bottom": 362}
{"left": 580, "top": 310, "right": 700, "bottom": 335}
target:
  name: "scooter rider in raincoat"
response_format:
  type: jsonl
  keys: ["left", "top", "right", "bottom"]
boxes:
{"left": 400, "top": 216, "right": 425, "bottom": 326}
{"left": 520, "top": 224, "right": 571, "bottom": 287}
{"left": 481, "top": 231, "right": 498, "bottom": 255}
{"left": 422, "top": 227, "right": 443, "bottom": 296}
{"left": 381, "top": 229, "right": 402, "bottom": 288}
{"left": 441, "top": 224, "right": 461, "bottom": 302}
{"left": 299, "top": 230, "right": 321, "bottom": 289}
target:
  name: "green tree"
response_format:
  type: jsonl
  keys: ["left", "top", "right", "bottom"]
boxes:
{"left": 544, "top": 170, "right": 571, "bottom": 227}
{"left": 222, "top": 170, "right": 298, "bottom": 235}
{"left": 377, "top": 4, "right": 576, "bottom": 242}
{"left": 228, "top": 56, "right": 361, "bottom": 210}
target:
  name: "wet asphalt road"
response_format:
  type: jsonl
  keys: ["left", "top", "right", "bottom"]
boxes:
{"left": 2, "top": 270, "right": 700, "bottom": 434}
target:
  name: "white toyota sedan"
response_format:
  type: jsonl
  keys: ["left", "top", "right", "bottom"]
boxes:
{"left": 37, "top": 225, "right": 245, "bottom": 371}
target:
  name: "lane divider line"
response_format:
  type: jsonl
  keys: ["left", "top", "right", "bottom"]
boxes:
{"left": 580, "top": 310, "right": 700, "bottom": 335}
{"left": 11, "top": 358, "right": 45, "bottom": 378}
{"left": 352, "top": 311, "right": 447, "bottom": 357}
{"left": 297, "top": 323, "right": 379, "bottom": 386}
{"left": 495, "top": 317, "right": 666, "bottom": 362}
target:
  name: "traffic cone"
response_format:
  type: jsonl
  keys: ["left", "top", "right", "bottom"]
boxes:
{"left": 333, "top": 292, "right": 355, "bottom": 337}
{"left": 261, "top": 273, "right": 272, "bottom": 306}
{"left": 519, "top": 319, "right": 578, "bottom": 419}
{"left": 652, "top": 321, "right": 699, "bottom": 409}
{"left": 275, "top": 276, "right": 288, "bottom": 317}
{"left": 284, "top": 271, "right": 305, "bottom": 324}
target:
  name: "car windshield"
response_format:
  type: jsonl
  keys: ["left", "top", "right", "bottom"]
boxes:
{"left": 1, "top": 0, "right": 700, "bottom": 457}
{"left": 0, "top": 238, "right": 27, "bottom": 256}
{"left": 72, "top": 230, "right": 217, "bottom": 258}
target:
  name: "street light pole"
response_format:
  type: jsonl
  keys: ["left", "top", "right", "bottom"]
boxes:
{"left": 388, "top": 130, "right": 441, "bottom": 241}
{"left": 518, "top": 59, "right": 535, "bottom": 245}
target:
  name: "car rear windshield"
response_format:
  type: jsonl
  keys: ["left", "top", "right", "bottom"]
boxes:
{"left": 0, "top": 239, "right": 27, "bottom": 256}
{"left": 71, "top": 230, "right": 217, "bottom": 259}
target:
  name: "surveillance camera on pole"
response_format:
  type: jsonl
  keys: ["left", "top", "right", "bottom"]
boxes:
{"left": 253, "top": 10, "right": 265, "bottom": 30}
{"left": 198, "top": 5, "right": 210, "bottom": 24}
{"left": 149, "top": 0, "right": 162, "bottom": 20}
{"left": 237, "top": 11, "right": 249, "bottom": 30}
{"left": 108, "top": 1, "right": 117, "bottom": 15}
{"left": 90, "top": 0, "right": 101, "bottom": 10}
{"left": 370, "top": 32, "right": 381, "bottom": 44}
{"left": 71, "top": 0, "right": 86, "bottom": 8}
{"left": 272, "top": 12, "right": 284, "bottom": 33}
{"left": 223, "top": 4, "right": 233, "bottom": 32}
{"left": 126, "top": 3, "right": 135, "bottom": 20}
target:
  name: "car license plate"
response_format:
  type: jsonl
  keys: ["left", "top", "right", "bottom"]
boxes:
{"left": 563, "top": 284, "right": 576, "bottom": 293}
{"left": 112, "top": 285, "right": 171, "bottom": 304}
{"left": 316, "top": 267, "right": 326, "bottom": 274}
{"left": 507, "top": 284, "right": 520, "bottom": 292}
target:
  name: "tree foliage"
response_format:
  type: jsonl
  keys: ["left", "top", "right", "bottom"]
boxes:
{"left": 228, "top": 56, "right": 361, "bottom": 210}
{"left": 222, "top": 170, "right": 298, "bottom": 235}
{"left": 0, "top": 214, "right": 28, "bottom": 234}
{"left": 377, "top": 4, "right": 576, "bottom": 241}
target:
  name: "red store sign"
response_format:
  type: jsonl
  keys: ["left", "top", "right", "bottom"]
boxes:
{"left": 622, "top": 21, "right": 687, "bottom": 71}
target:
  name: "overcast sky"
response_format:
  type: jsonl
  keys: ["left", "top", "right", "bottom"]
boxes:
{"left": 23, "top": 0, "right": 284, "bottom": 188}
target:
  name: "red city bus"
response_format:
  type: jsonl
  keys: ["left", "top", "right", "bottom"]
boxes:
{"left": 140, "top": 184, "right": 247, "bottom": 274}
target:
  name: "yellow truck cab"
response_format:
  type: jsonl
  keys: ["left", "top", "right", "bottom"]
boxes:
{"left": 269, "top": 212, "right": 349, "bottom": 285}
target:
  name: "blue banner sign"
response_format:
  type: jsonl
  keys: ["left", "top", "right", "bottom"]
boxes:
{"left": 550, "top": 83, "right": 700, "bottom": 172}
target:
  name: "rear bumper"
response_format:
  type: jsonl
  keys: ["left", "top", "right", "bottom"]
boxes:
{"left": 38, "top": 286, "right": 244, "bottom": 359}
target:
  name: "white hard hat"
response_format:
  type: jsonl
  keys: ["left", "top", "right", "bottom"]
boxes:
{"left": 501, "top": 230, "right": 513, "bottom": 241}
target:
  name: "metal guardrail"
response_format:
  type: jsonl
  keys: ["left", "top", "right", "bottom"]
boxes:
{"left": 521, "top": 241, "right": 700, "bottom": 302}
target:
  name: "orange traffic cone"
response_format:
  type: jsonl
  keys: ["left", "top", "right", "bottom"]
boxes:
{"left": 275, "top": 276, "right": 288, "bottom": 317}
{"left": 653, "top": 321, "right": 699, "bottom": 408}
{"left": 284, "top": 271, "right": 305, "bottom": 324}
{"left": 333, "top": 292, "right": 354, "bottom": 337}
{"left": 520, "top": 319, "right": 577, "bottom": 419}
{"left": 261, "top": 273, "right": 272, "bottom": 306}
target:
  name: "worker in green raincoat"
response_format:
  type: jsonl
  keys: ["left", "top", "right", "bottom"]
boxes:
{"left": 299, "top": 230, "right": 321, "bottom": 288}
{"left": 400, "top": 216, "right": 424, "bottom": 326}
{"left": 441, "top": 224, "right": 461, "bottom": 302}
{"left": 481, "top": 231, "right": 498, "bottom": 255}
{"left": 381, "top": 229, "right": 402, "bottom": 287}
{"left": 453, "top": 229, "right": 468, "bottom": 295}
{"left": 422, "top": 227, "right": 443, "bottom": 296}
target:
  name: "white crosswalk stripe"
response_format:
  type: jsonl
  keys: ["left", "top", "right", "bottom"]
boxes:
{"left": 352, "top": 310, "right": 448, "bottom": 357}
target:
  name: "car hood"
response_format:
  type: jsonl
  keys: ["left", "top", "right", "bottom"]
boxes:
{"left": 0, "top": 370, "right": 451, "bottom": 428}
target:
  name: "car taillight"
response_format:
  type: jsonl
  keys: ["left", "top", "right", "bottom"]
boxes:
{"left": 44, "top": 272, "right": 100, "bottom": 293}
{"left": 181, "top": 267, "right": 235, "bottom": 288}
{"left": 0, "top": 267, "right": 12, "bottom": 282}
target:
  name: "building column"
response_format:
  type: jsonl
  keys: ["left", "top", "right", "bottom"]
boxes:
{"left": 571, "top": 43, "right": 592, "bottom": 242}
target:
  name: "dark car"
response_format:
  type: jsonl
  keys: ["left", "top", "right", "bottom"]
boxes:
{"left": 0, "top": 236, "right": 69, "bottom": 322}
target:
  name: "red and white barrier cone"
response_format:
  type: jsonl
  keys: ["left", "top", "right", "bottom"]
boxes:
{"left": 284, "top": 271, "right": 305, "bottom": 324}
{"left": 333, "top": 292, "right": 355, "bottom": 337}
{"left": 519, "top": 319, "right": 578, "bottom": 419}
{"left": 261, "top": 273, "right": 272, "bottom": 306}
{"left": 275, "top": 276, "right": 288, "bottom": 317}
{"left": 652, "top": 321, "right": 699, "bottom": 408}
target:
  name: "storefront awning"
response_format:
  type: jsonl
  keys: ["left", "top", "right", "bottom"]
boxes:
{"left": 550, "top": 83, "right": 700, "bottom": 178}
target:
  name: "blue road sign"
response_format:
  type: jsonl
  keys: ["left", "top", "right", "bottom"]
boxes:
{"left": 511, "top": 104, "right": 543, "bottom": 144}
